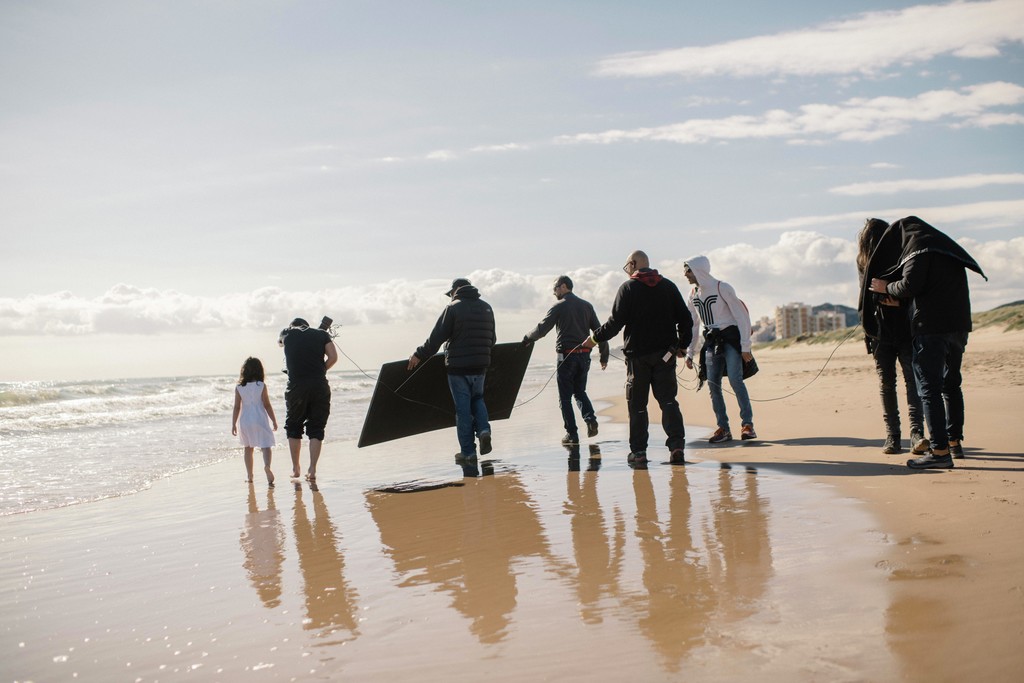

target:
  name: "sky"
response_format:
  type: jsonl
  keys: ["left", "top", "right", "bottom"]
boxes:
{"left": 2, "top": 0, "right": 1022, "bottom": 380}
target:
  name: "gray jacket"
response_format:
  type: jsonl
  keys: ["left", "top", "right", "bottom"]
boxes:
{"left": 525, "top": 292, "right": 610, "bottom": 364}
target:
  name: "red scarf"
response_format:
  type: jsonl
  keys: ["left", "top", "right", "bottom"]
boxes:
{"left": 630, "top": 268, "right": 663, "bottom": 287}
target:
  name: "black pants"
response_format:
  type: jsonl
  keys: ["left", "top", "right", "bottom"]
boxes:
{"left": 625, "top": 350, "right": 686, "bottom": 453}
{"left": 872, "top": 339, "right": 923, "bottom": 439}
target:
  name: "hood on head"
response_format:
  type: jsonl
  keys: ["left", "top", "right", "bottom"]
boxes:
{"left": 683, "top": 255, "right": 714, "bottom": 290}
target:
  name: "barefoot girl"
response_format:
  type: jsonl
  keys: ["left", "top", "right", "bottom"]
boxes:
{"left": 232, "top": 357, "right": 279, "bottom": 485}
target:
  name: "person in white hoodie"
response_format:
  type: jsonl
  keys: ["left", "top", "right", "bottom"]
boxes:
{"left": 682, "top": 256, "right": 756, "bottom": 443}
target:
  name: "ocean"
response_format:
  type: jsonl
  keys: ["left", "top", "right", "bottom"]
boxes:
{"left": 0, "top": 365, "right": 558, "bottom": 517}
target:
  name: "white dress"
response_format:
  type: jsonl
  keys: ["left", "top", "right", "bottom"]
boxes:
{"left": 236, "top": 381, "right": 275, "bottom": 448}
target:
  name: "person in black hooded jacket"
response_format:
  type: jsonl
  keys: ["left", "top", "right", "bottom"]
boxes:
{"left": 584, "top": 250, "right": 693, "bottom": 467}
{"left": 408, "top": 278, "right": 496, "bottom": 460}
{"left": 869, "top": 217, "right": 986, "bottom": 470}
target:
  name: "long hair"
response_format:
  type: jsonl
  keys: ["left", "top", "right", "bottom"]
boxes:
{"left": 856, "top": 218, "right": 890, "bottom": 281}
{"left": 238, "top": 357, "right": 265, "bottom": 386}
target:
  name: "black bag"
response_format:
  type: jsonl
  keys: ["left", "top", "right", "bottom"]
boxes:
{"left": 742, "top": 356, "right": 759, "bottom": 379}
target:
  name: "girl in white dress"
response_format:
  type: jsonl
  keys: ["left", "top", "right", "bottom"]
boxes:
{"left": 231, "top": 357, "right": 279, "bottom": 485}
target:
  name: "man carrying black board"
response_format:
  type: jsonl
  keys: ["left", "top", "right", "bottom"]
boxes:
{"left": 522, "top": 275, "right": 609, "bottom": 446}
{"left": 408, "top": 278, "right": 497, "bottom": 461}
{"left": 279, "top": 317, "right": 338, "bottom": 481}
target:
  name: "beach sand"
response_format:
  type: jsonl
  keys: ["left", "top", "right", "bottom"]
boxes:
{"left": 2, "top": 326, "right": 1021, "bottom": 682}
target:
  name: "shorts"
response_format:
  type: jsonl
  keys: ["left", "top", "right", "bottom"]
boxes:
{"left": 284, "top": 378, "right": 331, "bottom": 441}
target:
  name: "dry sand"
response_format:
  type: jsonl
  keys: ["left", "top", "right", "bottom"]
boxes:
{"left": 2, "top": 325, "right": 1021, "bottom": 682}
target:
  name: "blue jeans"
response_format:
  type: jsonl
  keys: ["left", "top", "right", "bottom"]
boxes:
{"left": 556, "top": 353, "right": 596, "bottom": 437}
{"left": 912, "top": 332, "right": 967, "bottom": 448}
{"left": 705, "top": 343, "right": 753, "bottom": 431}
{"left": 447, "top": 373, "right": 490, "bottom": 456}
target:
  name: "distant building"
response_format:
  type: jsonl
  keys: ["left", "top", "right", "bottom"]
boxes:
{"left": 751, "top": 315, "right": 776, "bottom": 343}
{"left": 774, "top": 302, "right": 848, "bottom": 339}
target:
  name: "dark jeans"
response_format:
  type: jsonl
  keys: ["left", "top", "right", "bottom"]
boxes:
{"left": 625, "top": 350, "right": 686, "bottom": 453}
{"left": 447, "top": 373, "right": 490, "bottom": 456}
{"left": 284, "top": 377, "right": 331, "bottom": 440}
{"left": 557, "top": 352, "right": 596, "bottom": 437}
{"left": 873, "top": 340, "right": 923, "bottom": 438}
{"left": 912, "top": 332, "right": 967, "bottom": 448}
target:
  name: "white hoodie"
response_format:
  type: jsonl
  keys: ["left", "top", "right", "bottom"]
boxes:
{"left": 683, "top": 255, "right": 752, "bottom": 358}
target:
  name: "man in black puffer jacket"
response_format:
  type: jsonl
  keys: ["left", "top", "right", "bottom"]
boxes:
{"left": 870, "top": 217, "right": 986, "bottom": 470}
{"left": 409, "top": 278, "right": 497, "bottom": 460}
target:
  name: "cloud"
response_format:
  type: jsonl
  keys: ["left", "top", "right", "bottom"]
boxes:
{"left": 870, "top": 162, "right": 901, "bottom": 169}
{"left": 742, "top": 199, "right": 1024, "bottom": 232}
{"left": 425, "top": 149, "right": 457, "bottom": 161}
{"left": 1, "top": 238, "right": 1018, "bottom": 337}
{"left": 830, "top": 173, "right": 1024, "bottom": 195}
{"left": 596, "top": 0, "right": 1024, "bottom": 79}
{"left": 556, "top": 82, "right": 1024, "bottom": 146}
{"left": 469, "top": 143, "right": 529, "bottom": 153}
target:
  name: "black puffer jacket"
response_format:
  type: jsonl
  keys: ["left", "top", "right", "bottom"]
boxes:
{"left": 415, "top": 285, "right": 496, "bottom": 374}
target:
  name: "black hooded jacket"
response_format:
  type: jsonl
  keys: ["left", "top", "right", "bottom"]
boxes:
{"left": 592, "top": 269, "right": 693, "bottom": 358}
{"left": 415, "top": 285, "right": 496, "bottom": 374}
{"left": 878, "top": 217, "right": 986, "bottom": 336}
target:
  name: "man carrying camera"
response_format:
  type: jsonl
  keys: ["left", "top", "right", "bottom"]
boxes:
{"left": 279, "top": 317, "right": 338, "bottom": 481}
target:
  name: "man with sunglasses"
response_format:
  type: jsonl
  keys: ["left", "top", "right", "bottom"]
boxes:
{"left": 584, "top": 251, "right": 693, "bottom": 467}
{"left": 522, "top": 275, "right": 610, "bottom": 446}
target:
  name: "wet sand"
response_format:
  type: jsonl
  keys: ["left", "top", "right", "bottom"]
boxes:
{"left": 2, "top": 325, "right": 1021, "bottom": 681}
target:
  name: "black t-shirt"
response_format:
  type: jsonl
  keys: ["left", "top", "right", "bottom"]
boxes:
{"left": 281, "top": 327, "right": 331, "bottom": 380}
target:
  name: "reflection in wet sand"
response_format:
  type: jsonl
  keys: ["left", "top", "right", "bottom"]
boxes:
{"left": 564, "top": 457, "right": 624, "bottom": 624}
{"left": 627, "top": 468, "right": 717, "bottom": 671}
{"left": 293, "top": 486, "right": 360, "bottom": 642}
{"left": 239, "top": 484, "right": 285, "bottom": 609}
{"left": 367, "top": 471, "right": 550, "bottom": 644}
{"left": 708, "top": 465, "right": 773, "bottom": 624}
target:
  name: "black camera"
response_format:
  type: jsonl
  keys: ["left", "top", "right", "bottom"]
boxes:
{"left": 319, "top": 316, "right": 333, "bottom": 331}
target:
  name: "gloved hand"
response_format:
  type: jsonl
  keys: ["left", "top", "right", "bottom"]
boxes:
{"left": 521, "top": 335, "right": 534, "bottom": 348}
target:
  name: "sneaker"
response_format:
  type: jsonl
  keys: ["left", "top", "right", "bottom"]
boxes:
{"left": 910, "top": 428, "right": 925, "bottom": 447}
{"left": 911, "top": 434, "right": 930, "bottom": 455}
{"left": 561, "top": 433, "right": 579, "bottom": 446}
{"left": 907, "top": 451, "right": 954, "bottom": 469}
{"left": 479, "top": 431, "right": 492, "bottom": 455}
{"left": 627, "top": 450, "right": 648, "bottom": 465}
{"left": 709, "top": 427, "right": 732, "bottom": 444}
{"left": 455, "top": 452, "right": 478, "bottom": 465}
{"left": 882, "top": 435, "right": 902, "bottom": 455}
{"left": 669, "top": 448, "right": 687, "bottom": 465}
{"left": 949, "top": 440, "right": 965, "bottom": 459}
{"left": 586, "top": 420, "right": 599, "bottom": 438}
{"left": 740, "top": 424, "right": 757, "bottom": 441}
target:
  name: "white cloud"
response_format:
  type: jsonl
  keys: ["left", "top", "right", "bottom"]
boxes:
{"left": 596, "top": 0, "right": 1024, "bottom": 79}
{"left": 469, "top": 143, "right": 529, "bottom": 153}
{"left": 742, "top": 199, "right": 1024, "bottom": 232}
{"left": 1, "top": 234, "right": 1018, "bottom": 338}
{"left": 870, "top": 162, "right": 901, "bottom": 169}
{"left": 556, "top": 82, "right": 1024, "bottom": 146}
{"left": 425, "top": 149, "right": 457, "bottom": 161}
{"left": 830, "top": 173, "right": 1024, "bottom": 195}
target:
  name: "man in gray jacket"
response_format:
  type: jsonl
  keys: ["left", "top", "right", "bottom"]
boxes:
{"left": 523, "top": 275, "right": 610, "bottom": 445}
{"left": 409, "top": 278, "right": 497, "bottom": 460}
